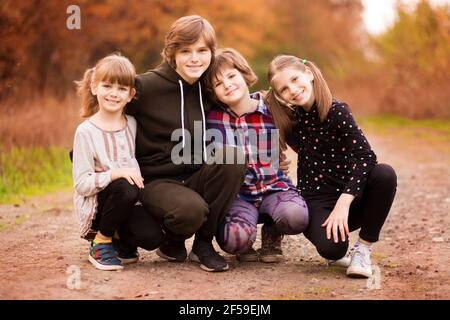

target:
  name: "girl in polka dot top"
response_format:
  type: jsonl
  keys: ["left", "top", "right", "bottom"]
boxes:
{"left": 266, "top": 55, "right": 397, "bottom": 278}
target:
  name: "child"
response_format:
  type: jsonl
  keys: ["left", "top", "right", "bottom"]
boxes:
{"left": 267, "top": 55, "right": 397, "bottom": 277}
{"left": 205, "top": 48, "right": 309, "bottom": 263}
{"left": 127, "top": 16, "right": 245, "bottom": 272}
{"left": 73, "top": 54, "right": 163, "bottom": 271}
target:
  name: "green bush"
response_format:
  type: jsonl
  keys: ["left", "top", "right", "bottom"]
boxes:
{"left": 0, "top": 146, "right": 72, "bottom": 203}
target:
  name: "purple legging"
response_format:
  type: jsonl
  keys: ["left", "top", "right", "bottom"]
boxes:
{"left": 217, "top": 189, "right": 309, "bottom": 254}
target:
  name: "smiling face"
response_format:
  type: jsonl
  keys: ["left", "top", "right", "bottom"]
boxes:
{"left": 174, "top": 37, "right": 212, "bottom": 84}
{"left": 271, "top": 66, "right": 315, "bottom": 108}
{"left": 91, "top": 81, "right": 135, "bottom": 114}
{"left": 212, "top": 66, "right": 249, "bottom": 108}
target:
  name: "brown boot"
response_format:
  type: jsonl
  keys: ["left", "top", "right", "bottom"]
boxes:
{"left": 236, "top": 246, "right": 259, "bottom": 262}
{"left": 258, "top": 224, "right": 284, "bottom": 263}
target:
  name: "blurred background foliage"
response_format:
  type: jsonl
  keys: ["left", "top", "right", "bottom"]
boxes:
{"left": 0, "top": 0, "right": 449, "bottom": 202}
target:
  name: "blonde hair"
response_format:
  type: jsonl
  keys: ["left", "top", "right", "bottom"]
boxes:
{"left": 75, "top": 53, "right": 136, "bottom": 118}
{"left": 162, "top": 15, "right": 217, "bottom": 69}
{"left": 266, "top": 55, "right": 332, "bottom": 150}
{"left": 204, "top": 47, "right": 258, "bottom": 104}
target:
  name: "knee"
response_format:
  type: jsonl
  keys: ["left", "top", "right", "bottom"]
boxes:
{"left": 136, "top": 230, "right": 164, "bottom": 251}
{"left": 276, "top": 205, "right": 309, "bottom": 235}
{"left": 316, "top": 241, "right": 348, "bottom": 261}
{"left": 372, "top": 164, "right": 397, "bottom": 189}
{"left": 220, "top": 223, "right": 257, "bottom": 254}
{"left": 166, "top": 198, "right": 209, "bottom": 237}
{"left": 109, "top": 178, "right": 139, "bottom": 204}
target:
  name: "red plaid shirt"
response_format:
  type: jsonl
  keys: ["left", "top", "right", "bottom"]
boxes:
{"left": 207, "top": 92, "right": 295, "bottom": 203}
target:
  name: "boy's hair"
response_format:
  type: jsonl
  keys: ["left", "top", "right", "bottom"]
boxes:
{"left": 75, "top": 53, "right": 136, "bottom": 118}
{"left": 162, "top": 15, "right": 217, "bottom": 69}
{"left": 266, "top": 55, "right": 332, "bottom": 150}
{"left": 205, "top": 48, "right": 258, "bottom": 104}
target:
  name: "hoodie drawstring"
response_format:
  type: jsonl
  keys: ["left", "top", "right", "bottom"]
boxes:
{"left": 198, "top": 82, "right": 207, "bottom": 162}
{"left": 178, "top": 80, "right": 186, "bottom": 149}
{"left": 178, "top": 80, "right": 207, "bottom": 162}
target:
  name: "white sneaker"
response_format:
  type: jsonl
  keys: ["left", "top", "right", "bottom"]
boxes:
{"left": 327, "top": 246, "right": 354, "bottom": 268}
{"left": 346, "top": 244, "right": 372, "bottom": 278}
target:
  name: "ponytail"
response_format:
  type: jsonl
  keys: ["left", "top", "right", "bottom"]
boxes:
{"left": 264, "top": 89, "right": 295, "bottom": 151}
{"left": 75, "top": 68, "right": 98, "bottom": 118}
{"left": 303, "top": 60, "right": 332, "bottom": 122}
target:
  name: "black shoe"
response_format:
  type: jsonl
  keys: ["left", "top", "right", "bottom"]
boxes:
{"left": 112, "top": 238, "right": 139, "bottom": 264}
{"left": 156, "top": 239, "right": 187, "bottom": 262}
{"left": 189, "top": 240, "right": 229, "bottom": 272}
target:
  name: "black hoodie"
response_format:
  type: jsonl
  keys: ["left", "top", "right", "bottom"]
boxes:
{"left": 127, "top": 62, "right": 213, "bottom": 182}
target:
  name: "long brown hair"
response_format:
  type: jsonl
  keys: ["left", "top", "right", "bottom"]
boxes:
{"left": 162, "top": 15, "right": 217, "bottom": 69}
{"left": 75, "top": 53, "right": 136, "bottom": 118}
{"left": 266, "top": 55, "right": 332, "bottom": 149}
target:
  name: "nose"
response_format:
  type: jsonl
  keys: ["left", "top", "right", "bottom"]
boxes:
{"left": 288, "top": 84, "right": 297, "bottom": 98}
{"left": 110, "top": 87, "right": 119, "bottom": 97}
{"left": 190, "top": 51, "right": 199, "bottom": 62}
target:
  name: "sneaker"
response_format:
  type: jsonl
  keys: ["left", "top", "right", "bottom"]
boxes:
{"left": 327, "top": 246, "right": 355, "bottom": 268}
{"left": 258, "top": 224, "right": 284, "bottom": 263}
{"left": 112, "top": 238, "right": 139, "bottom": 264}
{"left": 346, "top": 244, "right": 373, "bottom": 278}
{"left": 156, "top": 239, "right": 187, "bottom": 262}
{"left": 236, "top": 246, "right": 259, "bottom": 262}
{"left": 88, "top": 242, "right": 123, "bottom": 271}
{"left": 189, "top": 240, "right": 229, "bottom": 272}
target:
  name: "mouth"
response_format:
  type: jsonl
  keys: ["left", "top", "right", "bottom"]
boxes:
{"left": 186, "top": 65, "right": 203, "bottom": 71}
{"left": 225, "top": 88, "right": 237, "bottom": 96}
{"left": 293, "top": 88, "right": 305, "bottom": 101}
{"left": 105, "top": 98, "right": 120, "bottom": 104}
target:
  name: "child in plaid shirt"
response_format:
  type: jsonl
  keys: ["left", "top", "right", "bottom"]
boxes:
{"left": 206, "top": 48, "right": 309, "bottom": 262}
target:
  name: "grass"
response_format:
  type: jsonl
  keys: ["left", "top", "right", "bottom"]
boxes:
{"left": 0, "top": 146, "right": 72, "bottom": 204}
{"left": 358, "top": 114, "right": 450, "bottom": 143}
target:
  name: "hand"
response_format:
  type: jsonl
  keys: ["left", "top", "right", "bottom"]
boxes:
{"left": 279, "top": 152, "right": 291, "bottom": 176}
{"left": 322, "top": 204, "right": 349, "bottom": 243}
{"left": 111, "top": 167, "right": 144, "bottom": 189}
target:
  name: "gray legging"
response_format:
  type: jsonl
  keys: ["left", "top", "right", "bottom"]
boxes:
{"left": 217, "top": 189, "right": 309, "bottom": 254}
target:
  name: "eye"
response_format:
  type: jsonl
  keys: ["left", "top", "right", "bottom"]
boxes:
{"left": 292, "top": 76, "right": 298, "bottom": 82}
{"left": 199, "top": 48, "right": 209, "bottom": 53}
{"left": 214, "top": 81, "right": 222, "bottom": 88}
{"left": 180, "top": 49, "right": 189, "bottom": 53}
{"left": 102, "top": 83, "right": 111, "bottom": 88}
{"left": 228, "top": 73, "right": 235, "bottom": 79}
{"left": 119, "top": 86, "right": 128, "bottom": 91}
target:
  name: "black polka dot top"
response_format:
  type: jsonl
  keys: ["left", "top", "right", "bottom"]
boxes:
{"left": 289, "top": 99, "right": 378, "bottom": 198}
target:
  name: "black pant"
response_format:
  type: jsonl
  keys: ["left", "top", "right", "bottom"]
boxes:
{"left": 303, "top": 164, "right": 397, "bottom": 261}
{"left": 140, "top": 147, "right": 246, "bottom": 242}
{"left": 95, "top": 178, "right": 164, "bottom": 250}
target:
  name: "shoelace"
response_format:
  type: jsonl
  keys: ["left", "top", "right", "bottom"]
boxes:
{"left": 351, "top": 246, "right": 371, "bottom": 267}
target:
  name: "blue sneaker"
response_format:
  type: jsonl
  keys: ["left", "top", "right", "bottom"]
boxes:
{"left": 88, "top": 242, "right": 123, "bottom": 271}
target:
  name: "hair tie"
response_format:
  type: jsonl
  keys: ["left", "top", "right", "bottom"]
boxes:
{"left": 268, "top": 86, "right": 272, "bottom": 91}
{"left": 301, "top": 59, "right": 307, "bottom": 64}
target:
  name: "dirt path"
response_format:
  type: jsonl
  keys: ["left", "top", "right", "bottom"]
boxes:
{"left": 1, "top": 130, "right": 449, "bottom": 300}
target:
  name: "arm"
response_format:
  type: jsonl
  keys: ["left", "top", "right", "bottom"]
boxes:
{"left": 334, "top": 103, "right": 377, "bottom": 198}
{"left": 72, "top": 129, "right": 112, "bottom": 197}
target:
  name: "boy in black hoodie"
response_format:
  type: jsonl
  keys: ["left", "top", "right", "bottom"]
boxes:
{"left": 127, "top": 15, "right": 245, "bottom": 272}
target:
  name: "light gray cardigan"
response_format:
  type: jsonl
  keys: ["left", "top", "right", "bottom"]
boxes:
{"left": 72, "top": 115, "right": 141, "bottom": 238}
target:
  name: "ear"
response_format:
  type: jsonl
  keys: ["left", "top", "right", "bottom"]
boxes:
{"left": 128, "top": 88, "right": 136, "bottom": 102}
{"left": 305, "top": 68, "right": 314, "bottom": 82}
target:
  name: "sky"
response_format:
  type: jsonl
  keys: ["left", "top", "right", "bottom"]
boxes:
{"left": 362, "top": 0, "right": 450, "bottom": 34}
